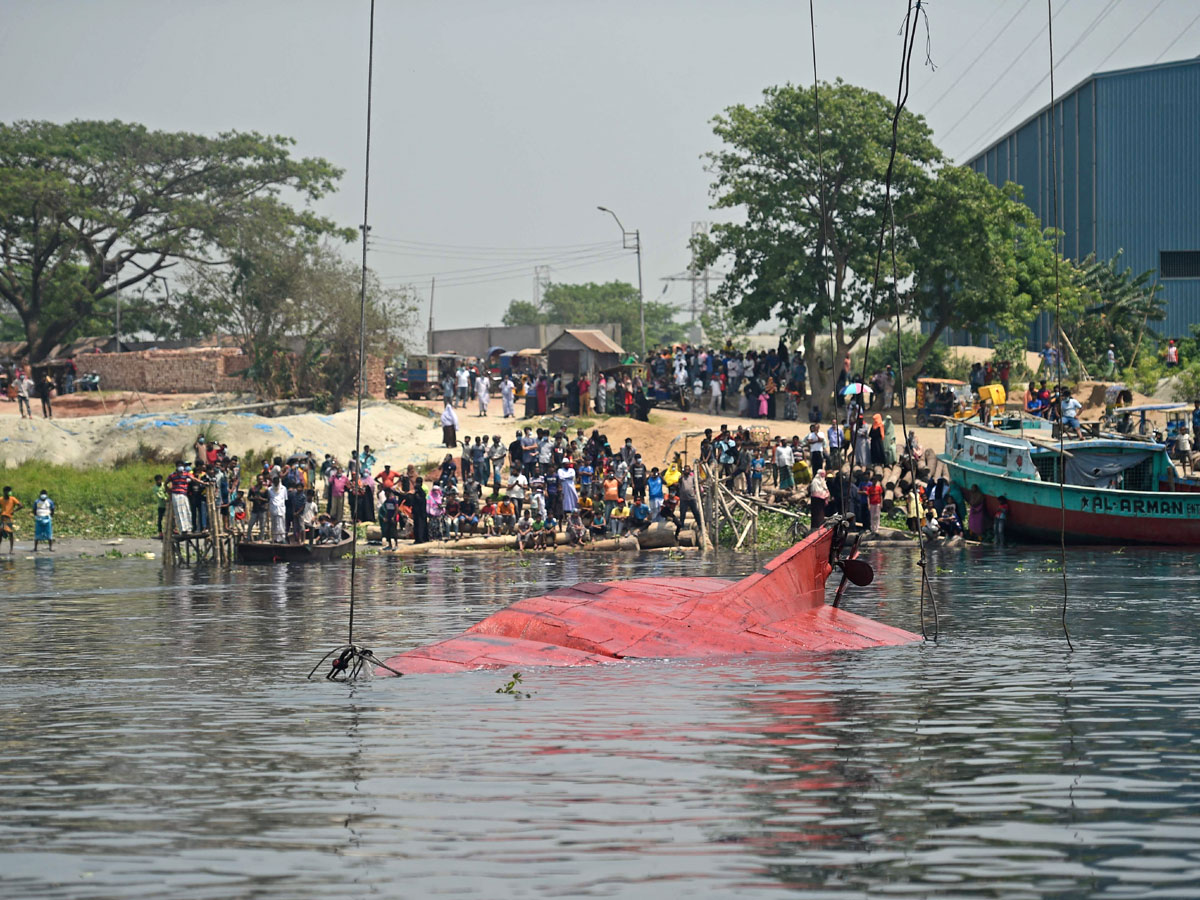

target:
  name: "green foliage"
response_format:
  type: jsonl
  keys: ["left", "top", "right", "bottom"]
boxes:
{"left": 2, "top": 460, "right": 166, "bottom": 538}
{"left": 903, "top": 168, "right": 1059, "bottom": 375}
{"left": 0, "top": 119, "right": 350, "bottom": 361}
{"left": 1063, "top": 250, "right": 1165, "bottom": 375}
{"left": 500, "top": 280, "right": 684, "bottom": 349}
{"left": 1170, "top": 362, "right": 1200, "bottom": 403}
{"left": 1127, "top": 354, "right": 1165, "bottom": 396}
{"left": 184, "top": 225, "right": 418, "bottom": 406}
{"left": 694, "top": 80, "right": 941, "bottom": 412}
{"left": 851, "top": 330, "right": 950, "bottom": 386}
{"left": 501, "top": 300, "right": 544, "bottom": 327}
{"left": 496, "top": 672, "right": 531, "bottom": 698}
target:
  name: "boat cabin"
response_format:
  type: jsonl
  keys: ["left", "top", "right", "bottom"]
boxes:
{"left": 945, "top": 420, "right": 1173, "bottom": 491}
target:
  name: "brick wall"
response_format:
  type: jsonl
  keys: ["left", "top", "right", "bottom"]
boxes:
{"left": 365, "top": 356, "right": 385, "bottom": 398}
{"left": 79, "top": 348, "right": 388, "bottom": 397}
{"left": 79, "top": 348, "right": 249, "bottom": 394}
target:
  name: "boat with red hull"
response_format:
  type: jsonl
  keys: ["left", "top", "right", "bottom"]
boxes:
{"left": 376, "top": 524, "right": 919, "bottom": 676}
{"left": 942, "top": 420, "right": 1200, "bottom": 545}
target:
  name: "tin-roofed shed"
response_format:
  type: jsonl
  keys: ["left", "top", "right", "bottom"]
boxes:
{"left": 544, "top": 328, "right": 624, "bottom": 377}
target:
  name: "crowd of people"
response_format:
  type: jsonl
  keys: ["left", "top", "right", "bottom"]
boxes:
{"left": 432, "top": 339, "right": 903, "bottom": 429}
{"left": 148, "top": 429, "right": 707, "bottom": 552}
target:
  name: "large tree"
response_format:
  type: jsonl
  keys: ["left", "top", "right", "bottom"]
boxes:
{"left": 0, "top": 119, "right": 348, "bottom": 361}
{"left": 694, "top": 80, "right": 942, "bottom": 412}
{"left": 183, "top": 220, "right": 418, "bottom": 407}
{"left": 901, "top": 166, "right": 1059, "bottom": 377}
{"left": 501, "top": 280, "right": 685, "bottom": 349}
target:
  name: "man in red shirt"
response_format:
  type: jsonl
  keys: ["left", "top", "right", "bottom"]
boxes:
{"left": 861, "top": 473, "right": 884, "bottom": 534}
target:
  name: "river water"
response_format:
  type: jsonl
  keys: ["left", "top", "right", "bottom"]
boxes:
{"left": 2, "top": 545, "right": 1199, "bottom": 898}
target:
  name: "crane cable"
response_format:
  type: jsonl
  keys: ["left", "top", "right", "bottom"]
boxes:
{"left": 806, "top": 0, "right": 849, "bottom": 530}
{"left": 845, "top": 1, "right": 938, "bottom": 640}
{"left": 309, "top": 0, "right": 402, "bottom": 681}
{"left": 1047, "top": 0, "right": 1074, "bottom": 651}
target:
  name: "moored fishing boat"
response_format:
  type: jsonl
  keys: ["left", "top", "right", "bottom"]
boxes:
{"left": 942, "top": 420, "right": 1200, "bottom": 545}
{"left": 377, "top": 522, "right": 919, "bottom": 675}
{"left": 236, "top": 527, "right": 355, "bottom": 564}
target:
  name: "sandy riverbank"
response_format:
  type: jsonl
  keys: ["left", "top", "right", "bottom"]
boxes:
{"left": 0, "top": 400, "right": 450, "bottom": 470}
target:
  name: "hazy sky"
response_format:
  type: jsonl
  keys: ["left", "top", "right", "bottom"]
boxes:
{"left": 2, "top": 0, "right": 1196, "bottom": 335}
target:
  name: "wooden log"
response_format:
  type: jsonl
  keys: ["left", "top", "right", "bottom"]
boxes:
{"left": 636, "top": 522, "right": 680, "bottom": 549}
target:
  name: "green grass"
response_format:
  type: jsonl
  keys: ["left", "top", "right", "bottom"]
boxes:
{"left": 2, "top": 460, "right": 167, "bottom": 539}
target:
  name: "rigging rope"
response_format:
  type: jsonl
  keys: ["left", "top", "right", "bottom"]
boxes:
{"left": 1047, "top": 0, "right": 1073, "bottom": 651}
{"left": 851, "top": 0, "right": 938, "bottom": 640}
{"left": 347, "top": 0, "right": 376, "bottom": 651}
{"left": 806, "top": 0, "right": 849, "bottom": 524}
{"left": 309, "top": 0, "right": 401, "bottom": 680}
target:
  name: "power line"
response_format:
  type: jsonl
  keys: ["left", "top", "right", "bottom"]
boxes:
{"left": 366, "top": 243, "right": 620, "bottom": 267}
{"left": 1154, "top": 5, "right": 1200, "bottom": 61}
{"left": 937, "top": 0, "right": 1076, "bottom": 147}
{"left": 379, "top": 249, "right": 633, "bottom": 290}
{"left": 376, "top": 247, "right": 630, "bottom": 282}
{"left": 922, "top": 0, "right": 1034, "bottom": 116}
{"left": 365, "top": 241, "right": 619, "bottom": 261}
{"left": 1090, "top": 0, "right": 1170, "bottom": 73}
{"left": 915, "top": 0, "right": 1011, "bottom": 92}
{"left": 369, "top": 235, "right": 618, "bottom": 253}
{"left": 953, "top": 0, "right": 1123, "bottom": 159}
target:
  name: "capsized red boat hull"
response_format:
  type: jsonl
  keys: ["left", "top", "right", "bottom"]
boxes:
{"left": 378, "top": 527, "right": 919, "bottom": 675}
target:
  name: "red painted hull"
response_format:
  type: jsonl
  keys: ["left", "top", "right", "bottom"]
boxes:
{"left": 996, "top": 495, "right": 1200, "bottom": 545}
{"left": 377, "top": 528, "right": 919, "bottom": 675}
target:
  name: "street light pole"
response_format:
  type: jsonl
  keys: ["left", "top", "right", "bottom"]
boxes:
{"left": 597, "top": 206, "right": 645, "bottom": 358}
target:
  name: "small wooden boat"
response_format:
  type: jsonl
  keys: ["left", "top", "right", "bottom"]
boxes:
{"left": 942, "top": 420, "right": 1200, "bottom": 545}
{"left": 236, "top": 528, "right": 355, "bottom": 564}
{"left": 377, "top": 523, "right": 918, "bottom": 675}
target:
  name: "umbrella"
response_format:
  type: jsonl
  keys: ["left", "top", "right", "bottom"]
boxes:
{"left": 841, "top": 382, "right": 874, "bottom": 397}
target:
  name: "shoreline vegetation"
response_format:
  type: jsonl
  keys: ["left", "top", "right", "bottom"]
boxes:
{"left": 0, "top": 455, "right": 919, "bottom": 560}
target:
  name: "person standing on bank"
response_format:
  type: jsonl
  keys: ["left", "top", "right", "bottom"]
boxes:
{"left": 441, "top": 401, "right": 459, "bottom": 448}
{"left": 33, "top": 489, "right": 55, "bottom": 551}
{"left": 16, "top": 372, "right": 33, "bottom": 418}
{"left": 38, "top": 373, "right": 54, "bottom": 419}
{"left": 1, "top": 486, "right": 22, "bottom": 553}
{"left": 475, "top": 372, "right": 491, "bottom": 417}
{"left": 500, "top": 376, "right": 515, "bottom": 418}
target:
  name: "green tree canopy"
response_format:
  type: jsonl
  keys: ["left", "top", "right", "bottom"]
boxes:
{"left": 183, "top": 219, "right": 417, "bottom": 407}
{"left": 1066, "top": 250, "right": 1164, "bottom": 373}
{"left": 500, "top": 280, "right": 684, "bottom": 349}
{"left": 902, "top": 166, "right": 1059, "bottom": 377}
{"left": 0, "top": 119, "right": 350, "bottom": 361}
{"left": 693, "top": 80, "right": 942, "bottom": 412}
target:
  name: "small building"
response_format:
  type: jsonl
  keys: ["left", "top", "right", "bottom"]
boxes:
{"left": 543, "top": 329, "right": 624, "bottom": 378}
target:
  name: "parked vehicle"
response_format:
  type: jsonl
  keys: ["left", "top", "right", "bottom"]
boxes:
{"left": 914, "top": 377, "right": 971, "bottom": 426}
{"left": 404, "top": 354, "right": 463, "bottom": 400}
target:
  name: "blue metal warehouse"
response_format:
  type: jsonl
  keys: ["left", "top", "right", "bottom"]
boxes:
{"left": 966, "top": 56, "right": 1200, "bottom": 345}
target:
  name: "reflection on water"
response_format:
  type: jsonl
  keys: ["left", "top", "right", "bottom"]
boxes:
{"left": 2, "top": 546, "right": 1200, "bottom": 897}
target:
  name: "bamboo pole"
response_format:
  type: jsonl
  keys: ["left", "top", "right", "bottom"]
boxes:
{"left": 695, "top": 463, "right": 711, "bottom": 550}
{"left": 162, "top": 495, "right": 175, "bottom": 568}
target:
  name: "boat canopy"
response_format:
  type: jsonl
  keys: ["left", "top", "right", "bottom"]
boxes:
{"left": 1063, "top": 447, "right": 1157, "bottom": 488}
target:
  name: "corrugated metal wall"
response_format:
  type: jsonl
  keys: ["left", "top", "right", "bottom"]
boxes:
{"left": 1095, "top": 62, "right": 1200, "bottom": 338}
{"left": 965, "top": 58, "right": 1200, "bottom": 346}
